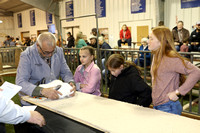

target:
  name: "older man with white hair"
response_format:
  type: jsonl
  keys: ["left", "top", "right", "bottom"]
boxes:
{"left": 16, "top": 32, "right": 76, "bottom": 106}
{"left": 134, "top": 37, "right": 151, "bottom": 67}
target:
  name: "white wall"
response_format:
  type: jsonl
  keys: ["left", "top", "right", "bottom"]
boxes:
{"left": 0, "top": 16, "right": 14, "bottom": 44}
{"left": 60, "top": 0, "right": 157, "bottom": 48}
{"left": 164, "top": 0, "right": 200, "bottom": 33}
{"left": 13, "top": 8, "right": 55, "bottom": 40}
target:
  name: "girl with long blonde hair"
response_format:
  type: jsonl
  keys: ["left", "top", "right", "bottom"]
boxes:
{"left": 149, "top": 26, "right": 200, "bottom": 115}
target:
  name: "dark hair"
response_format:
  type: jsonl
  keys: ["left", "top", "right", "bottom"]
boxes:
{"left": 92, "top": 28, "right": 97, "bottom": 33}
{"left": 67, "top": 32, "right": 71, "bottom": 35}
{"left": 101, "top": 33, "right": 105, "bottom": 37}
{"left": 178, "top": 21, "right": 184, "bottom": 25}
{"left": 158, "top": 21, "right": 164, "bottom": 26}
{"left": 106, "top": 54, "right": 141, "bottom": 75}
{"left": 80, "top": 46, "right": 95, "bottom": 59}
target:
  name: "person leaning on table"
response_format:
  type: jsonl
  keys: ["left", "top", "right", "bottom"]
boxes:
{"left": 16, "top": 32, "right": 76, "bottom": 106}
{"left": 0, "top": 89, "right": 45, "bottom": 132}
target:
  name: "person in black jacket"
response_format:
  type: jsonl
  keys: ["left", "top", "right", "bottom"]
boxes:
{"left": 189, "top": 21, "right": 200, "bottom": 52}
{"left": 67, "top": 32, "right": 75, "bottom": 48}
{"left": 106, "top": 54, "right": 152, "bottom": 107}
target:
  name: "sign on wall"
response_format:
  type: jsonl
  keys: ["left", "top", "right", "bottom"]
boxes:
{"left": 17, "top": 13, "right": 22, "bottom": 28}
{"left": 131, "top": 0, "right": 146, "bottom": 14}
{"left": 46, "top": 12, "right": 53, "bottom": 24}
{"left": 65, "top": 1, "right": 74, "bottom": 21}
{"left": 181, "top": 0, "right": 200, "bottom": 8}
{"left": 95, "top": 0, "right": 106, "bottom": 18}
{"left": 30, "top": 10, "right": 35, "bottom": 26}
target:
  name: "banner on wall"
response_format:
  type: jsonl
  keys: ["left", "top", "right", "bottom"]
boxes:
{"left": 17, "top": 13, "right": 22, "bottom": 28}
{"left": 131, "top": 0, "right": 146, "bottom": 14}
{"left": 30, "top": 10, "right": 35, "bottom": 26}
{"left": 46, "top": 12, "right": 53, "bottom": 24}
{"left": 65, "top": 1, "right": 74, "bottom": 21}
{"left": 95, "top": 0, "right": 106, "bottom": 18}
{"left": 181, "top": 0, "right": 200, "bottom": 8}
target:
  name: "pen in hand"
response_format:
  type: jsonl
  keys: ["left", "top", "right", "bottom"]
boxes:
{"left": 54, "top": 85, "right": 61, "bottom": 91}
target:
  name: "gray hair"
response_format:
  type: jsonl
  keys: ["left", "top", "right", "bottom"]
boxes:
{"left": 141, "top": 37, "right": 148, "bottom": 43}
{"left": 36, "top": 32, "right": 57, "bottom": 47}
{"left": 98, "top": 36, "right": 104, "bottom": 42}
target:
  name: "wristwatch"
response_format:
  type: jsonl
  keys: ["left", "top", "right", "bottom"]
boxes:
{"left": 40, "top": 88, "right": 44, "bottom": 96}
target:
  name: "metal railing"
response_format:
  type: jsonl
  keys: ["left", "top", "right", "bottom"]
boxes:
{"left": 0, "top": 46, "right": 27, "bottom": 70}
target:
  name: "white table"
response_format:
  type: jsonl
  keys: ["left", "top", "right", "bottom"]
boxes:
{"left": 22, "top": 92, "right": 200, "bottom": 133}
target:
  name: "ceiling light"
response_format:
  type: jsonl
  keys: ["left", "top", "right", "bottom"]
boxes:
{"left": 0, "top": 20, "right": 3, "bottom": 23}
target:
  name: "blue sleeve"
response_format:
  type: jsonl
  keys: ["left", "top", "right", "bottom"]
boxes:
{"left": 145, "top": 52, "right": 151, "bottom": 59}
{"left": 16, "top": 52, "right": 37, "bottom": 96}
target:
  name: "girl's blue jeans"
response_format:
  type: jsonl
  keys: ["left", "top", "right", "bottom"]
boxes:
{"left": 154, "top": 100, "right": 182, "bottom": 115}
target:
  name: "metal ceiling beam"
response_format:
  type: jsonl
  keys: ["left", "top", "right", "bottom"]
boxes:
{"left": 5, "top": 3, "right": 29, "bottom": 11}
{"left": 0, "top": 8, "right": 13, "bottom": 16}
{"left": 20, "top": 0, "right": 59, "bottom": 16}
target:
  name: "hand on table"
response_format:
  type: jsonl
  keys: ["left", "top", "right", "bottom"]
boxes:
{"left": 27, "top": 111, "right": 45, "bottom": 127}
{"left": 69, "top": 82, "right": 76, "bottom": 97}
{"left": 41, "top": 87, "right": 62, "bottom": 100}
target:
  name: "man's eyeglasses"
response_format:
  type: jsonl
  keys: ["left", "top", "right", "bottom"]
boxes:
{"left": 38, "top": 45, "right": 56, "bottom": 56}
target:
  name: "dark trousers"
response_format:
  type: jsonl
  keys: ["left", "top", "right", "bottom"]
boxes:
{"left": 134, "top": 58, "right": 151, "bottom": 67}
{"left": 189, "top": 45, "right": 200, "bottom": 52}
{"left": 118, "top": 38, "right": 131, "bottom": 47}
{"left": 0, "top": 123, "right": 5, "bottom": 133}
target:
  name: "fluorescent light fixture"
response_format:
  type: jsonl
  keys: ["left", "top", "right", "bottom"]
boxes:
{"left": 0, "top": 20, "right": 2, "bottom": 23}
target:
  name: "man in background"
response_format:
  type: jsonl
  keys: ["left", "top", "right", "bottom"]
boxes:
{"left": 172, "top": 21, "right": 190, "bottom": 51}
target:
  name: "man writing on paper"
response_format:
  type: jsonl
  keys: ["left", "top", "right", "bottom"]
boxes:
{"left": 16, "top": 32, "right": 76, "bottom": 106}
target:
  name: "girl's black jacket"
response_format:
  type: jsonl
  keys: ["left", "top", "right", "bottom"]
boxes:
{"left": 109, "top": 65, "right": 152, "bottom": 107}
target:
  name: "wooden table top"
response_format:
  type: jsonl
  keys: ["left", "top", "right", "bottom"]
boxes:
{"left": 22, "top": 92, "right": 200, "bottom": 133}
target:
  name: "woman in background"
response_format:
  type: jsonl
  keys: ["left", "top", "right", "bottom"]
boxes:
{"left": 75, "top": 31, "right": 87, "bottom": 51}
{"left": 134, "top": 37, "right": 151, "bottom": 67}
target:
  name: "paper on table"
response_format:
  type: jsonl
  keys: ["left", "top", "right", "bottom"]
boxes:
{"left": 39, "top": 80, "right": 73, "bottom": 99}
{"left": 0, "top": 81, "right": 22, "bottom": 101}
{"left": 22, "top": 106, "right": 37, "bottom": 111}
